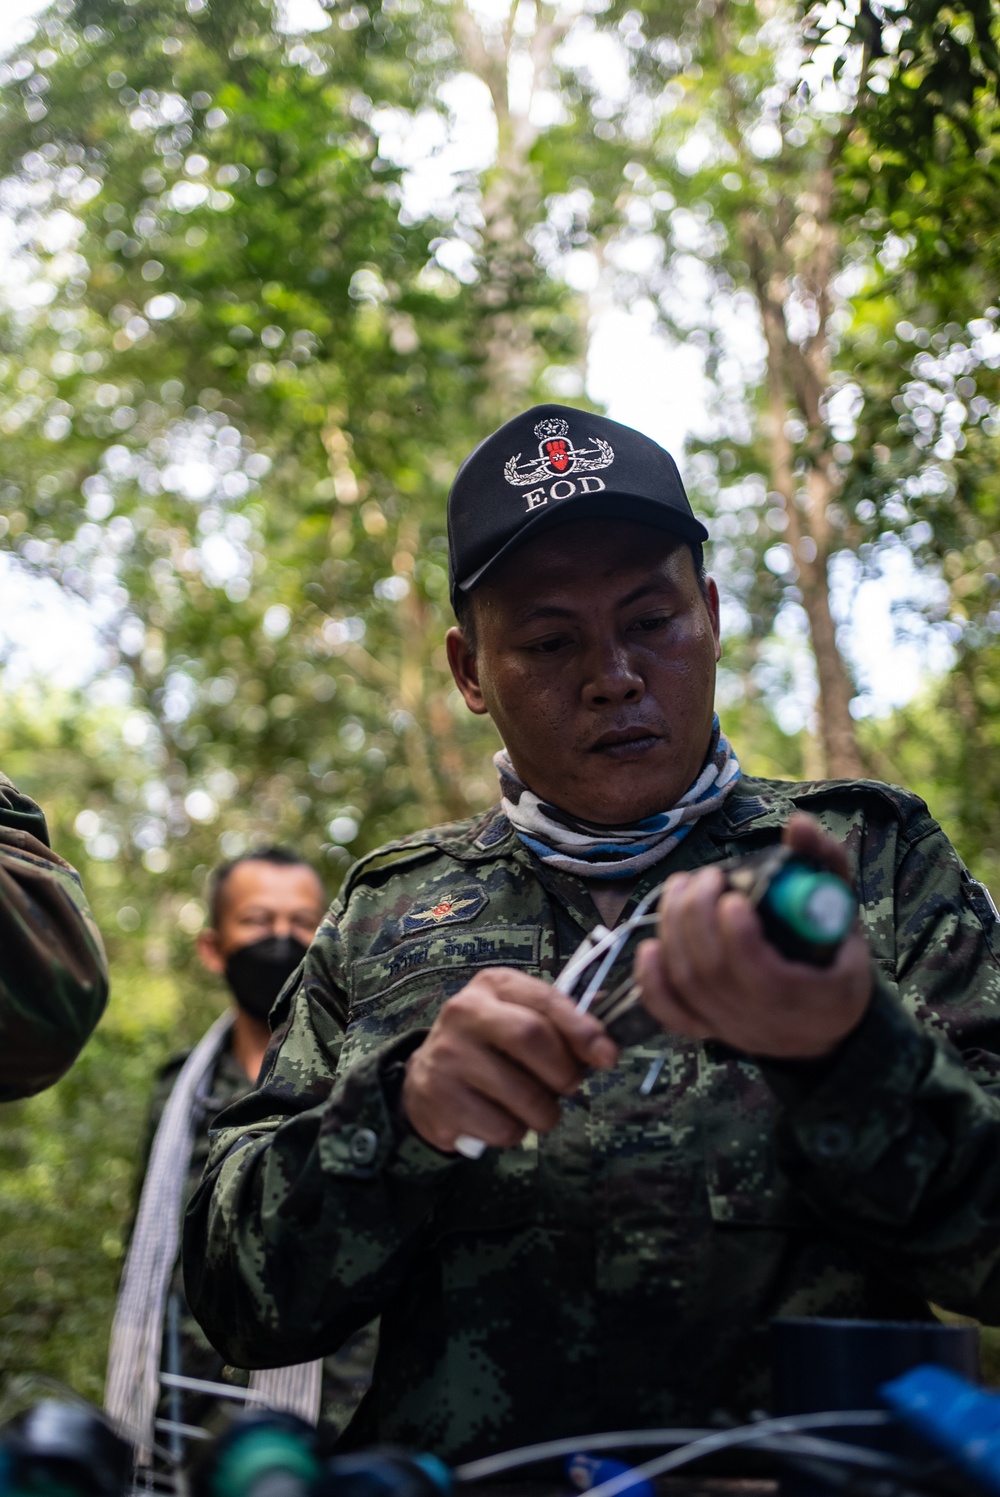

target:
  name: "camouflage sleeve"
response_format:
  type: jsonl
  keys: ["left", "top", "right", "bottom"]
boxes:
{"left": 0, "top": 772, "right": 109, "bottom": 1100}
{"left": 183, "top": 911, "right": 459, "bottom": 1368}
{"left": 762, "top": 814, "right": 1000, "bottom": 1319}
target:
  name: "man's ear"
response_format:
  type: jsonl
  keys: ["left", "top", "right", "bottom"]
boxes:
{"left": 446, "top": 626, "right": 489, "bottom": 716}
{"left": 705, "top": 576, "right": 722, "bottom": 663}
{"left": 197, "top": 927, "right": 226, "bottom": 975}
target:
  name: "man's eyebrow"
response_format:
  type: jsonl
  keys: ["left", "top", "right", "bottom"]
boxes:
{"left": 511, "top": 603, "right": 577, "bottom": 626}
{"left": 512, "top": 579, "right": 677, "bottom": 627}
{"left": 618, "top": 579, "right": 678, "bottom": 607}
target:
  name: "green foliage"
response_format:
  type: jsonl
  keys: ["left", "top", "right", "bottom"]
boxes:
{"left": 0, "top": 0, "right": 511, "bottom": 1402}
{"left": 0, "top": 964, "right": 215, "bottom": 1403}
{"left": 575, "top": 0, "right": 1000, "bottom": 801}
{"left": 0, "top": 0, "right": 522, "bottom": 894}
{"left": 863, "top": 639, "right": 1000, "bottom": 896}
{"left": 846, "top": 0, "right": 1000, "bottom": 173}
{"left": 0, "top": 691, "right": 227, "bottom": 1400}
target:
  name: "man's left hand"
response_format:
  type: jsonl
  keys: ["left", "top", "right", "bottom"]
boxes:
{"left": 633, "top": 814, "right": 872, "bottom": 1059}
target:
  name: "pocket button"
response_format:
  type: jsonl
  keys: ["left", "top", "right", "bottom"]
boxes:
{"left": 811, "top": 1120, "right": 853, "bottom": 1160}
{"left": 349, "top": 1127, "right": 379, "bottom": 1165}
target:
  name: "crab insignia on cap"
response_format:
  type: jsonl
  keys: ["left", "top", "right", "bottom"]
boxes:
{"left": 503, "top": 417, "right": 615, "bottom": 488}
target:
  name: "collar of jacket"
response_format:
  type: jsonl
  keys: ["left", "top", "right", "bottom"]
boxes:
{"left": 468, "top": 778, "right": 783, "bottom": 854}
{"left": 441, "top": 779, "right": 786, "bottom": 939}
{"left": 342, "top": 775, "right": 850, "bottom": 918}
{"left": 713, "top": 778, "right": 794, "bottom": 841}
{"left": 490, "top": 776, "right": 817, "bottom": 937}
{"left": 481, "top": 776, "right": 793, "bottom": 858}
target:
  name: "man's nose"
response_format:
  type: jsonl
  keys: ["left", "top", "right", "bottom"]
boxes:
{"left": 583, "top": 640, "right": 644, "bottom": 706}
{"left": 270, "top": 916, "right": 294, "bottom": 939}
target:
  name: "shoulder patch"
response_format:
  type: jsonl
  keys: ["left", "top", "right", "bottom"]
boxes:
{"left": 342, "top": 840, "right": 440, "bottom": 901}
{"left": 962, "top": 867, "right": 1000, "bottom": 931}
{"left": 401, "top": 889, "right": 488, "bottom": 933}
{"left": 793, "top": 777, "right": 936, "bottom": 845}
{"left": 725, "top": 795, "right": 769, "bottom": 827}
{"left": 740, "top": 776, "right": 937, "bottom": 845}
{"left": 474, "top": 812, "right": 511, "bottom": 850}
{"left": 342, "top": 811, "right": 511, "bottom": 898}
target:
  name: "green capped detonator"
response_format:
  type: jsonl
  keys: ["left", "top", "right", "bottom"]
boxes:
{"left": 586, "top": 841, "right": 860, "bottom": 1060}
{"left": 719, "top": 844, "right": 857, "bottom": 967}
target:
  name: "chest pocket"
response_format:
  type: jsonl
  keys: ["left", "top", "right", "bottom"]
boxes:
{"left": 345, "top": 923, "right": 543, "bottom": 1238}
{"left": 701, "top": 1045, "right": 812, "bottom": 1228}
{"left": 340, "top": 924, "right": 543, "bottom": 1067}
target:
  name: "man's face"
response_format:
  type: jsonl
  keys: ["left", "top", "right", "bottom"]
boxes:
{"left": 197, "top": 860, "right": 326, "bottom": 976}
{"left": 446, "top": 520, "right": 721, "bottom": 825}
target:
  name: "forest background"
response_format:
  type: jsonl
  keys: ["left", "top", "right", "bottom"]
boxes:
{"left": 2, "top": 0, "right": 1000, "bottom": 1407}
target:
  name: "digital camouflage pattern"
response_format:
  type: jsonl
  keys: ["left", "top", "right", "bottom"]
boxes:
{"left": 185, "top": 775, "right": 1000, "bottom": 1462}
{"left": 141, "top": 1040, "right": 376, "bottom": 1467}
{"left": 0, "top": 770, "right": 108, "bottom": 1100}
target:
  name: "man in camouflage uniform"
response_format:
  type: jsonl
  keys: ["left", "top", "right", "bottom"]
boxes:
{"left": 185, "top": 406, "right": 1000, "bottom": 1463}
{"left": 0, "top": 770, "right": 108, "bottom": 1099}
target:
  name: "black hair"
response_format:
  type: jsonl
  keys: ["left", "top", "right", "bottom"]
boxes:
{"left": 453, "top": 540, "right": 708, "bottom": 651}
{"left": 453, "top": 587, "right": 477, "bottom": 647}
{"left": 208, "top": 846, "right": 320, "bottom": 929}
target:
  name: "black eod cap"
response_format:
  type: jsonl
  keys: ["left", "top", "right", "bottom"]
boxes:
{"left": 447, "top": 404, "right": 709, "bottom": 604}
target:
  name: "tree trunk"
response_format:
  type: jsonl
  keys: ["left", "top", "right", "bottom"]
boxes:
{"left": 455, "top": 0, "right": 569, "bottom": 419}
{"left": 703, "top": 0, "right": 865, "bottom": 779}
{"left": 735, "top": 203, "right": 864, "bottom": 778}
{"left": 755, "top": 302, "right": 866, "bottom": 779}
{"left": 757, "top": 371, "right": 864, "bottom": 778}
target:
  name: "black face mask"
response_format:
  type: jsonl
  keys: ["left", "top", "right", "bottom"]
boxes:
{"left": 224, "top": 935, "right": 309, "bottom": 1021}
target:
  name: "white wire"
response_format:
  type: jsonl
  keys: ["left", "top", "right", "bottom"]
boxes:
{"left": 455, "top": 885, "right": 667, "bottom": 1158}
{"left": 454, "top": 1410, "right": 891, "bottom": 1485}
{"left": 159, "top": 1372, "right": 256, "bottom": 1403}
{"left": 576, "top": 937, "right": 631, "bottom": 1013}
{"left": 557, "top": 880, "right": 665, "bottom": 1006}
{"left": 454, "top": 1429, "right": 711, "bottom": 1481}
{"left": 153, "top": 1418, "right": 212, "bottom": 1443}
{"left": 555, "top": 927, "right": 617, "bottom": 995}
{"left": 580, "top": 1411, "right": 894, "bottom": 1497}
{"left": 576, "top": 916, "right": 657, "bottom": 1013}
{"left": 758, "top": 1432, "right": 902, "bottom": 1473}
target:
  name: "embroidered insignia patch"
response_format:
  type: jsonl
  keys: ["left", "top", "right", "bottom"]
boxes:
{"left": 401, "top": 890, "right": 488, "bottom": 934}
{"left": 475, "top": 816, "right": 510, "bottom": 850}
{"left": 503, "top": 416, "right": 614, "bottom": 488}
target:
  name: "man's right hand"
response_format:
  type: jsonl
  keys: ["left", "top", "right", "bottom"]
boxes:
{"left": 401, "top": 968, "right": 618, "bottom": 1153}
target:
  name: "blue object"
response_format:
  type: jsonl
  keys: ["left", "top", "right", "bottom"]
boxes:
{"left": 882, "top": 1364, "right": 1000, "bottom": 1494}
{"left": 409, "top": 1455, "right": 451, "bottom": 1495}
{"left": 319, "top": 1451, "right": 451, "bottom": 1497}
{"left": 565, "top": 1453, "right": 654, "bottom": 1497}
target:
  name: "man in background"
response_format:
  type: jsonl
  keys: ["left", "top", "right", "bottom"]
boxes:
{"left": 0, "top": 769, "right": 108, "bottom": 1099}
{"left": 106, "top": 847, "right": 375, "bottom": 1471}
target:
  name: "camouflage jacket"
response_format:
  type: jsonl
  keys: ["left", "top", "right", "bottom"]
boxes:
{"left": 185, "top": 776, "right": 1000, "bottom": 1462}
{"left": 0, "top": 771, "right": 108, "bottom": 1100}
{"left": 141, "top": 1039, "right": 375, "bottom": 1468}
